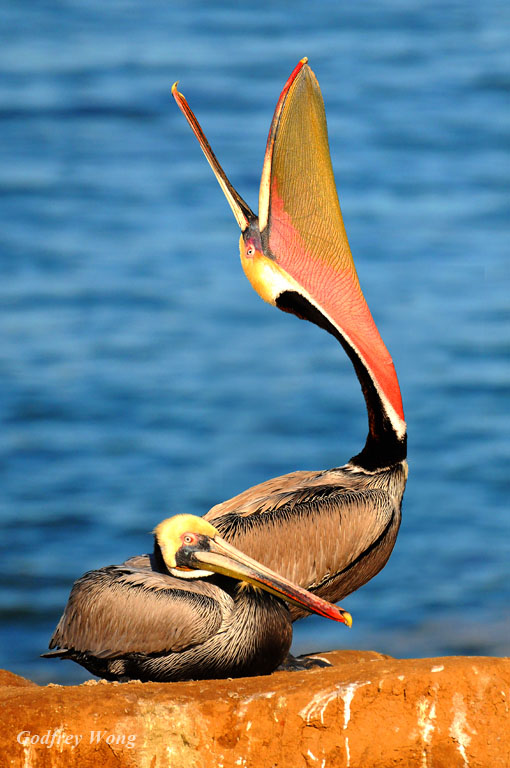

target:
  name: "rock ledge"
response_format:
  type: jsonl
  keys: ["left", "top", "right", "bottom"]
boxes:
{"left": 1, "top": 651, "right": 509, "bottom": 767}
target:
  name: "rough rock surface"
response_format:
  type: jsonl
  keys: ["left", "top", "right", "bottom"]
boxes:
{"left": 1, "top": 651, "right": 509, "bottom": 768}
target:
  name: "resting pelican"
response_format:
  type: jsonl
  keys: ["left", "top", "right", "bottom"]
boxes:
{"left": 173, "top": 58, "right": 407, "bottom": 619}
{"left": 43, "top": 515, "right": 351, "bottom": 682}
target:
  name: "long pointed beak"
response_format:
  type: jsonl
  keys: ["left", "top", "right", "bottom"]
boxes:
{"left": 190, "top": 535, "right": 352, "bottom": 626}
{"left": 172, "top": 82, "right": 255, "bottom": 232}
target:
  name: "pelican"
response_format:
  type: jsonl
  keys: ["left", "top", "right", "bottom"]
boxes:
{"left": 172, "top": 59, "right": 407, "bottom": 619}
{"left": 43, "top": 515, "right": 351, "bottom": 682}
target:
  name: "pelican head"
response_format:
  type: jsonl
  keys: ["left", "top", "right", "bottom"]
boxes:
{"left": 154, "top": 514, "right": 222, "bottom": 578}
{"left": 154, "top": 514, "right": 352, "bottom": 626}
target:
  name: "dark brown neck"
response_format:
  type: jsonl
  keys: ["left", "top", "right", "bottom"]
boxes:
{"left": 152, "top": 538, "right": 170, "bottom": 574}
{"left": 275, "top": 290, "right": 407, "bottom": 472}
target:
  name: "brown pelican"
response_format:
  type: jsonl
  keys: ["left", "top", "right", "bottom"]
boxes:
{"left": 43, "top": 514, "right": 351, "bottom": 682}
{"left": 172, "top": 58, "right": 407, "bottom": 619}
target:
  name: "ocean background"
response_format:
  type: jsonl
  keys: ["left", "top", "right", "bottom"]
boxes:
{"left": 0, "top": 1, "right": 508, "bottom": 685}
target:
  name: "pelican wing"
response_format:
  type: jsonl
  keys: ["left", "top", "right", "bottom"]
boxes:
{"left": 48, "top": 566, "right": 224, "bottom": 658}
{"left": 204, "top": 467, "right": 402, "bottom": 618}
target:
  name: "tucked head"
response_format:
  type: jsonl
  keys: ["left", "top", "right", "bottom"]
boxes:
{"left": 152, "top": 514, "right": 352, "bottom": 626}
{"left": 154, "top": 514, "right": 219, "bottom": 575}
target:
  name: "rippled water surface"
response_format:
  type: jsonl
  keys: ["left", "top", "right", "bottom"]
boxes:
{"left": 0, "top": 1, "right": 508, "bottom": 684}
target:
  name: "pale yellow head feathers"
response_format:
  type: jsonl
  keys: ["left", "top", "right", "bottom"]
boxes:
{"left": 239, "top": 234, "right": 304, "bottom": 308}
{"left": 154, "top": 514, "right": 219, "bottom": 569}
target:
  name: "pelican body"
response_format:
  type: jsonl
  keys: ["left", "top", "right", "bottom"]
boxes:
{"left": 43, "top": 515, "right": 351, "bottom": 682}
{"left": 173, "top": 59, "right": 407, "bottom": 618}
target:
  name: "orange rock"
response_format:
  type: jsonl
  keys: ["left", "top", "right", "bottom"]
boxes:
{"left": 1, "top": 651, "right": 509, "bottom": 768}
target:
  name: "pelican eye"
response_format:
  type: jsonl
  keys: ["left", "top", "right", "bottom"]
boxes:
{"left": 246, "top": 244, "right": 255, "bottom": 257}
{"left": 181, "top": 533, "right": 198, "bottom": 546}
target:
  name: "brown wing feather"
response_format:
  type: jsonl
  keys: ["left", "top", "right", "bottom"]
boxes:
{"left": 205, "top": 470, "right": 318, "bottom": 517}
{"left": 48, "top": 565, "right": 225, "bottom": 658}
{"left": 204, "top": 464, "right": 406, "bottom": 616}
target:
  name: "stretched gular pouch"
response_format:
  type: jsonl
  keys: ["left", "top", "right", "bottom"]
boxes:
{"left": 255, "top": 60, "right": 405, "bottom": 454}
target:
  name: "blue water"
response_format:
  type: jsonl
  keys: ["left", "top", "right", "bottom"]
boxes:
{"left": 0, "top": 1, "right": 508, "bottom": 685}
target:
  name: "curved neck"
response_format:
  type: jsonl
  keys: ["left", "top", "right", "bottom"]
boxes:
{"left": 275, "top": 290, "right": 407, "bottom": 472}
{"left": 345, "top": 345, "right": 407, "bottom": 470}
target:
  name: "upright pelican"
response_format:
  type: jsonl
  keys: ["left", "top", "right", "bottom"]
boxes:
{"left": 173, "top": 59, "right": 407, "bottom": 618}
{"left": 43, "top": 515, "right": 351, "bottom": 682}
